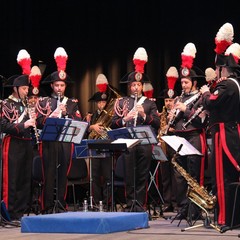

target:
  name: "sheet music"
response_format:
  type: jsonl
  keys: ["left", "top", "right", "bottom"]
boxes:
{"left": 111, "top": 138, "right": 141, "bottom": 148}
{"left": 129, "top": 126, "right": 158, "bottom": 145}
{"left": 161, "top": 135, "right": 203, "bottom": 156}
{"left": 60, "top": 119, "right": 89, "bottom": 144}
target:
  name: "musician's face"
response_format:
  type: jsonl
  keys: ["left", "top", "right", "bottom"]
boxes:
{"left": 97, "top": 100, "right": 107, "bottom": 111}
{"left": 164, "top": 98, "right": 174, "bottom": 110}
{"left": 13, "top": 86, "right": 29, "bottom": 99}
{"left": 129, "top": 81, "right": 143, "bottom": 96}
{"left": 51, "top": 81, "right": 67, "bottom": 96}
{"left": 181, "top": 78, "right": 192, "bottom": 94}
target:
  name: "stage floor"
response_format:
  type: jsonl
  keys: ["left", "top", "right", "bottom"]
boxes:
{"left": 1, "top": 210, "right": 239, "bottom": 240}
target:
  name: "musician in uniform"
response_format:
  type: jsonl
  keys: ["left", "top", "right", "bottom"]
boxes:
{"left": 2, "top": 74, "right": 36, "bottom": 221}
{"left": 158, "top": 66, "right": 179, "bottom": 213}
{"left": 112, "top": 47, "right": 160, "bottom": 212}
{"left": 36, "top": 47, "right": 82, "bottom": 214}
{"left": 88, "top": 74, "right": 112, "bottom": 210}
{"left": 167, "top": 43, "right": 208, "bottom": 220}
{"left": 200, "top": 41, "right": 240, "bottom": 228}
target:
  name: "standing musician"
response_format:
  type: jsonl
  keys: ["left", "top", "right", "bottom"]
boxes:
{"left": 200, "top": 39, "right": 240, "bottom": 228}
{"left": 158, "top": 66, "right": 179, "bottom": 213}
{"left": 167, "top": 43, "right": 208, "bottom": 221}
{"left": 112, "top": 47, "right": 160, "bottom": 212}
{"left": 1, "top": 50, "right": 37, "bottom": 222}
{"left": 36, "top": 47, "right": 82, "bottom": 214}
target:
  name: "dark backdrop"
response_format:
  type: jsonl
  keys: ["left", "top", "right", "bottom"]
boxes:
{"left": 1, "top": 0, "right": 240, "bottom": 113}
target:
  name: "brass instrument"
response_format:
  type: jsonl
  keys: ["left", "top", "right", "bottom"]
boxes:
{"left": 157, "top": 106, "right": 168, "bottom": 154}
{"left": 27, "top": 96, "right": 40, "bottom": 145}
{"left": 88, "top": 85, "right": 121, "bottom": 139}
{"left": 171, "top": 147, "right": 216, "bottom": 211}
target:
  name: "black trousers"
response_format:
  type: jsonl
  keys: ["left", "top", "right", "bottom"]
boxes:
{"left": 124, "top": 144, "right": 152, "bottom": 208}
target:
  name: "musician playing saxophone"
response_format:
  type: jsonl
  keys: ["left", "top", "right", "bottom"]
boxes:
{"left": 168, "top": 63, "right": 209, "bottom": 221}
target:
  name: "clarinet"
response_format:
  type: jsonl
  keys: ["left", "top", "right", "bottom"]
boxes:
{"left": 57, "top": 92, "right": 62, "bottom": 118}
{"left": 182, "top": 105, "right": 204, "bottom": 130}
{"left": 133, "top": 92, "right": 138, "bottom": 127}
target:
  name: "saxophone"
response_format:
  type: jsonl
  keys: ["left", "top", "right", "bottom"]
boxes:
{"left": 88, "top": 85, "right": 121, "bottom": 139}
{"left": 157, "top": 106, "right": 168, "bottom": 154}
{"left": 171, "top": 148, "right": 217, "bottom": 211}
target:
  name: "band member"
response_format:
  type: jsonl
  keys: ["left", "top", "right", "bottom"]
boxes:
{"left": 112, "top": 47, "right": 160, "bottom": 212}
{"left": 200, "top": 23, "right": 240, "bottom": 227}
{"left": 87, "top": 74, "right": 112, "bottom": 209}
{"left": 158, "top": 66, "right": 179, "bottom": 213}
{"left": 1, "top": 49, "right": 36, "bottom": 221}
{"left": 167, "top": 43, "right": 208, "bottom": 221}
{"left": 36, "top": 47, "right": 82, "bottom": 213}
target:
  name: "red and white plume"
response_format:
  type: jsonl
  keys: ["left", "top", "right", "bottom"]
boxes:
{"left": 54, "top": 47, "right": 68, "bottom": 72}
{"left": 225, "top": 42, "right": 240, "bottom": 63}
{"left": 96, "top": 73, "right": 109, "bottom": 92}
{"left": 214, "top": 23, "right": 234, "bottom": 54}
{"left": 143, "top": 83, "right": 153, "bottom": 98}
{"left": 133, "top": 47, "right": 148, "bottom": 73}
{"left": 166, "top": 66, "right": 178, "bottom": 98}
{"left": 29, "top": 66, "right": 42, "bottom": 95}
{"left": 181, "top": 43, "right": 196, "bottom": 69}
{"left": 17, "top": 49, "right": 32, "bottom": 75}
{"left": 205, "top": 67, "right": 216, "bottom": 83}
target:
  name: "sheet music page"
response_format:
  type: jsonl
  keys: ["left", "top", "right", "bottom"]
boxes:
{"left": 61, "top": 120, "right": 89, "bottom": 144}
{"left": 161, "top": 135, "right": 202, "bottom": 156}
{"left": 111, "top": 138, "right": 141, "bottom": 148}
{"left": 129, "top": 126, "right": 158, "bottom": 144}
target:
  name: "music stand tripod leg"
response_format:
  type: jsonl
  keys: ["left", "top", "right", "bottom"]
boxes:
{"left": 53, "top": 149, "right": 66, "bottom": 213}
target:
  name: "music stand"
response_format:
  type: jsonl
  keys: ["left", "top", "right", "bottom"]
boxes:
{"left": 87, "top": 140, "right": 128, "bottom": 212}
{"left": 40, "top": 118, "right": 88, "bottom": 213}
{"left": 108, "top": 126, "right": 158, "bottom": 212}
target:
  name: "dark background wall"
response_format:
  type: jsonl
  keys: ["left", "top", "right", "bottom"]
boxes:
{"left": 1, "top": 0, "right": 240, "bottom": 114}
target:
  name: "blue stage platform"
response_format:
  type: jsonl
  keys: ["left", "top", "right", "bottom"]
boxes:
{"left": 21, "top": 211, "right": 149, "bottom": 234}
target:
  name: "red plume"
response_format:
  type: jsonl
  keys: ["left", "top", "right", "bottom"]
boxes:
{"left": 214, "top": 23, "right": 234, "bottom": 54}
{"left": 133, "top": 47, "right": 148, "bottom": 73}
{"left": 17, "top": 49, "right": 32, "bottom": 75}
{"left": 181, "top": 43, "right": 196, "bottom": 69}
{"left": 96, "top": 73, "right": 109, "bottom": 92}
{"left": 29, "top": 66, "right": 41, "bottom": 95}
{"left": 143, "top": 83, "right": 153, "bottom": 98}
{"left": 54, "top": 47, "right": 68, "bottom": 71}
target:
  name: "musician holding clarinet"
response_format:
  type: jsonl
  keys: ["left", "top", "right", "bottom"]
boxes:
{"left": 167, "top": 43, "right": 209, "bottom": 221}
{"left": 112, "top": 47, "right": 160, "bottom": 212}
{"left": 1, "top": 49, "right": 36, "bottom": 222}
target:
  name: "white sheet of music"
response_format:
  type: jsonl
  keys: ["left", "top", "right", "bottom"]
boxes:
{"left": 161, "top": 135, "right": 203, "bottom": 156}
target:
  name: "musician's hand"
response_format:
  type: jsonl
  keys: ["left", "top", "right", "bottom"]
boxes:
{"left": 136, "top": 104, "right": 145, "bottom": 118}
{"left": 123, "top": 111, "right": 136, "bottom": 122}
{"left": 24, "top": 118, "right": 36, "bottom": 128}
{"left": 49, "top": 109, "right": 61, "bottom": 118}
{"left": 59, "top": 103, "right": 67, "bottom": 115}
{"left": 200, "top": 85, "right": 210, "bottom": 94}
{"left": 90, "top": 123, "right": 104, "bottom": 134}
{"left": 175, "top": 102, "right": 186, "bottom": 112}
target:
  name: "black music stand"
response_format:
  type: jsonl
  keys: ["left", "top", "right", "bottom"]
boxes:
{"left": 40, "top": 118, "right": 88, "bottom": 213}
{"left": 108, "top": 126, "right": 158, "bottom": 212}
{"left": 87, "top": 141, "right": 128, "bottom": 212}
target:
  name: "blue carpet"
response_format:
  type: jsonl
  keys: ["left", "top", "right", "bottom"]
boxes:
{"left": 21, "top": 212, "right": 149, "bottom": 234}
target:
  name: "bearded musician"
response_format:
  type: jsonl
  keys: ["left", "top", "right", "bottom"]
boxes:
{"left": 111, "top": 47, "right": 160, "bottom": 212}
